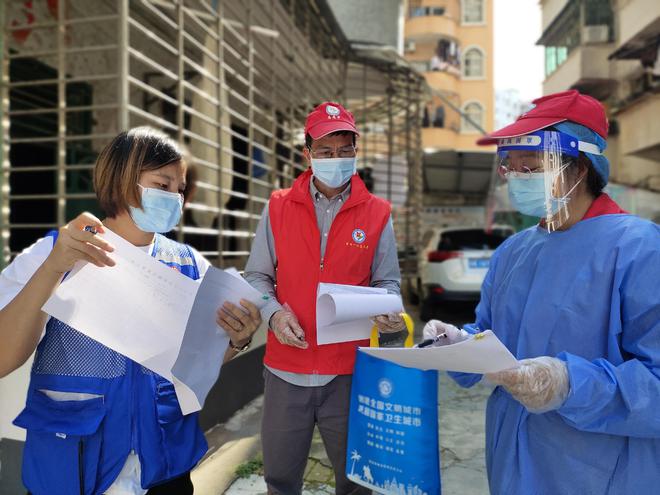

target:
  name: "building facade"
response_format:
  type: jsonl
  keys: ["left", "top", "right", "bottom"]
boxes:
{"left": 538, "top": 0, "right": 660, "bottom": 197}
{"left": 404, "top": 0, "right": 496, "bottom": 210}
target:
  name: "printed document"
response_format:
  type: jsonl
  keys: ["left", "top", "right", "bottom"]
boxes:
{"left": 42, "top": 229, "right": 265, "bottom": 414}
{"left": 316, "top": 283, "right": 403, "bottom": 345}
{"left": 360, "top": 330, "right": 518, "bottom": 373}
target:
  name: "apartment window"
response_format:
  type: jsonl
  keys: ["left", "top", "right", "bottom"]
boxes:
{"left": 542, "top": 1, "right": 580, "bottom": 77}
{"left": 462, "top": 0, "right": 484, "bottom": 24}
{"left": 584, "top": 0, "right": 614, "bottom": 28}
{"left": 462, "top": 101, "right": 483, "bottom": 133}
{"left": 584, "top": 0, "right": 614, "bottom": 43}
{"left": 463, "top": 47, "right": 484, "bottom": 78}
{"left": 545, "top": 46, "right": 557, "bottom": 76}
{"left": 433, "top": 105, "right": 445, "bottom": 128}
{"left": 410, "top": 6, "right": 446, "bottom": 18}
{"left": 544, "top": 24, "right": 578, "bottom": 77}
{"left": 431, "top": 38, "right": 461, "bottom": 74}
{"left": 410, "top": 39, "right": 462, "bottom": 75}
{"left": 422, "top": 104, "right": 446, "bottom": 129}
{"left": 545, "top": 46, "right": 568, "bottom": 76}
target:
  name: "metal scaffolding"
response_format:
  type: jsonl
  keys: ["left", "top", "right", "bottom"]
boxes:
{"left": 0, "top": 0, "right": 425, "bottom": 285}
{"left": 344, "top": 45, "right": 425, "bottom": 292}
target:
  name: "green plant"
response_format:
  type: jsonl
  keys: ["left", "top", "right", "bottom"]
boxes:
{"left": 235, "top": 455, "right": 264, "bottom": 478}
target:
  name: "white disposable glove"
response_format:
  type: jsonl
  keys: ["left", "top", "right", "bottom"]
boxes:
{"left": 485, "top": 356, "right": 569, "bottom": 413}
{"left": 420, "top": 320, "right": 470, "bottom": 347}
{"left": 269, "top": 308, "right": 308, "bottom": 349}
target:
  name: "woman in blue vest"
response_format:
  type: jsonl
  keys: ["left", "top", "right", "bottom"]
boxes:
{"left": 0, "top": 127, "right": 262, "bottom": 495}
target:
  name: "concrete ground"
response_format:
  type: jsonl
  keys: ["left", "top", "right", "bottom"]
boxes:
{"left": 193, "top": 303, "right": 491, "bottom": 495}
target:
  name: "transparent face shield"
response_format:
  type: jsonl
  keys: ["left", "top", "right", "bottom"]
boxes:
{"left": 496, "top": 130, "right": 596, "bottom": 231}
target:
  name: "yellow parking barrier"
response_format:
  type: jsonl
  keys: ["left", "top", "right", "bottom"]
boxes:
{"left": 370, "top": 313, "right": 415, "bottom": 347}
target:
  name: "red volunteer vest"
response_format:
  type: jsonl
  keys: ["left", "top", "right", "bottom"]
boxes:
{"left": 581, "top": 193, "right": 627, "bottom": 219}
{"left": 265, "top": 169, "right": 392, "bottom": 375}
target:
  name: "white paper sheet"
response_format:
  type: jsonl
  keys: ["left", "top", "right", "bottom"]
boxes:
{"left": 359, "top": 330, "right": 518, "bottom": 374}
{"left": 316, "top": 283, "right": 403, "bottom": 345}
{"left": 170, "top": 267, "right": 267, "bottom": 412}
{"left": 43, "top": 229, "right": 266, "bottom": 414}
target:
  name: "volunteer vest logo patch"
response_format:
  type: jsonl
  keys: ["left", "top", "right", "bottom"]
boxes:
{"left": 352, "top": 229, "right": 366, "bottom": 244}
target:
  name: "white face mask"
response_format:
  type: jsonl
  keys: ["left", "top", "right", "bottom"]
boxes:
{"left": 129, "top": 185, "right": 183, "bottom": 233}
{"left": 311, "top": 157, "right": 357, "bottom": 188}
{"left": 507, "top": 171, "right": 583, "bottom": 218}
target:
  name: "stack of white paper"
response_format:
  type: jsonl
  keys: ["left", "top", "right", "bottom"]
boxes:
{"left": 316, "top": 283, "right": 403, "bottom": 345}
{"left": 43, "top": 229, "right": 266, "bottom": 414}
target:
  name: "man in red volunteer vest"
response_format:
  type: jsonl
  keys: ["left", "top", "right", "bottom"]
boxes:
{"left": 245, "top": 102, "right": 405, "bottom": 494}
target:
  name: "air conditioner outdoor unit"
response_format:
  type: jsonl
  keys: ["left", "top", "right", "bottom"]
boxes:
{"left": 405, "top": 40, "right": 416, "bottom": 53}
{"left": 582, "top": 25, "right": 609, "bottom": 44}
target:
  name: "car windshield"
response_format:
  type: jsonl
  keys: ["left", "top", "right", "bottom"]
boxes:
{"left": 437, "top": 229, "right": 511, "bottom": 251}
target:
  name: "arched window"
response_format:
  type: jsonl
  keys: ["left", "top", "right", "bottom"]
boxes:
{"left": 462, "top": 0, "right": 484, "bottom": 24}
{"left": 462, "top": 101, "right": 484, "bottom": 133}
{"left": 463, "top": 47, "right": 484, "bottom": 78}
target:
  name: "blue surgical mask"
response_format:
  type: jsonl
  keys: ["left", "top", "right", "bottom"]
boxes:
{"left": 507, "top": 173, "right": 562, "bottom": 218}
{"left": 311, "top": 157, "right": 356, "bottom": 188}
{"left": 129, "top": 185, "right": 183, "bottom": 233}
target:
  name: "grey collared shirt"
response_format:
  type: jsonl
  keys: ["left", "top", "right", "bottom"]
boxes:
{"left": 244, "top": 177, "right": 401, "bottom": 387}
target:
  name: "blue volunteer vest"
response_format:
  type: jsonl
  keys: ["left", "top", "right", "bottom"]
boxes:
{"left": 13, "top": 232, "right": 208, "bottom": 495}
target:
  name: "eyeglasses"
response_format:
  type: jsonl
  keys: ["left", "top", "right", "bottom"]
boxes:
{"left": 498, "top": 152, "right": 544, "bottom": 176}
{"left": 497, "top": 154, "right": 574, "bottom": 179}
{"left": 498, "top": 165, "right": 544, "bottom": 178}
{"left": 308, "top": 145, "right": 356, "bottom": 159}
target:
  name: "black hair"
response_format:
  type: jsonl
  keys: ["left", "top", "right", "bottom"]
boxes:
{"left": 305, "top": 131, "right": 357, "bottom": 149}
{"left": 94, "top": 126, "right": 183, "bottom": 217}
{"left": 579, "top": 153, "right": 606, "bottom": 197}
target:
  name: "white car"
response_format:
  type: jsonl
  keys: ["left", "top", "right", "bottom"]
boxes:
{"left": 416, "top": 225, "right": 514, "bottom": 320}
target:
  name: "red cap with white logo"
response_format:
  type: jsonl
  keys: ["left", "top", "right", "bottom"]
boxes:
{"left": 477, "top": 90, "right": 608, "bottom": 145}
{"left": 304, "top": 102, "right": 360, "bottom": 140}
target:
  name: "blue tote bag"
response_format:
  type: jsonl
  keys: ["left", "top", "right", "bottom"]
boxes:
{"left": 346, "top": 349, "right": 440, "bottom": 494}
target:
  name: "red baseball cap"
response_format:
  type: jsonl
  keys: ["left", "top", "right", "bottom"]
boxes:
{"left": 304, "top": 102, "right": 359, "bottom": 140}
{"left": 477, "top": 90, "right": 608, "bottom": 145}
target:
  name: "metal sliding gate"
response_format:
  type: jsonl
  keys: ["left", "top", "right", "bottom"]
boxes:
{"left": 1, "top": 0, "right": 425, "bottom": 285}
